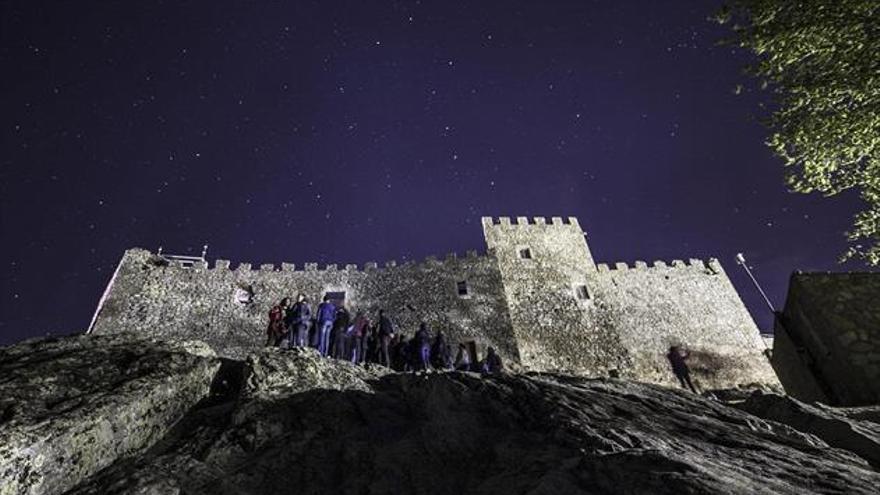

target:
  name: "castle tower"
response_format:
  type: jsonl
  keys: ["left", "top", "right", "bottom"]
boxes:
{"left": 481, "top": 216, "right": 623, "bottom": 372}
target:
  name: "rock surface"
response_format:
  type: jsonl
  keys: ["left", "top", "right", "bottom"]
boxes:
{"left": 2, "top": 335, "right": 879, "bottom": 494}
{"left": 67, "top": 347, "right": 878, "bottom": 494}
{"left": 0, "top": 334, "right": 219, "bottom": 495}
{"left": 736, "top": 392, "right": 880, "bottom": 468}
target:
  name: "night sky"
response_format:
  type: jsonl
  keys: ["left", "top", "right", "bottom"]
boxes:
{"left": 1, "top": 1, "right": 869, "bottom": 345}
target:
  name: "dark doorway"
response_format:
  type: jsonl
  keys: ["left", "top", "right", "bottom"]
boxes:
{"left": 324, "top": 291, "right": 346, "bottom": 307}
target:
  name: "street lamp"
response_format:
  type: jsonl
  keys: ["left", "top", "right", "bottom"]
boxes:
{"left": 735, "top": 252, "right": 775, "bottom": 313}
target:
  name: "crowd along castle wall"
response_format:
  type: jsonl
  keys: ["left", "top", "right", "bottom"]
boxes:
{"left": 89, "top": 216, "right": 779, "bottom": 390}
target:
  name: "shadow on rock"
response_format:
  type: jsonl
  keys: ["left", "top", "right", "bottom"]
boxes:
{"left": 68, "top": 361, "right": 880, "bottom": 495}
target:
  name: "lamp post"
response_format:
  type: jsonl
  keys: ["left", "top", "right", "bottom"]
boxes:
{"left": 735, "top": 253, "right": 777, "bottom": 357}
{"left": 735, "top": 252, "right": 775, "bottom": 313}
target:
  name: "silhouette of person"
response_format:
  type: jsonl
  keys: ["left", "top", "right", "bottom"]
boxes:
{"left": 315, "top": 296, "right": 336, "bottom": 357}
{"left": 288, "top": 294, "right": 312, "bottom": 348}
{"left": 667, "top": 345, "right": 697, "bottom": 393}
{"left": 377, "top": 309, "right": 395, "bottom": 368}
{"left": 266, "top": 297, "right": 290, "bottom": 346}
{"left": 481, "top": 346, "right": 503, "bottom": 374}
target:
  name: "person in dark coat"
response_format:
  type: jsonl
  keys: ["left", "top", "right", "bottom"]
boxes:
{"left": 288, "top": 294, "right": 312, "bottom": 348}
{"left": 413, "top": 322, "right": 432, "bottom": 371}
{"left": 391, "top": 334, "right": 408, "bottom": 371}
{"left": 331, "top": 306, "right": 351, "bottom": 360}
{"left": 481, "top": 346, "right": 503, "bottom": 374}
{"left": 431, "top": 330, "right": 452, "bottom": 370}
{"left": 377, "top": 309, "right": 395, "bottom": 368}
{"left": 315, "top": 296, "right": 336, "bottom": 357}
{"left": 350, "top": 311, "right": 370, "bottom": 364}
{"left": 266, "top": 298, "right": 290, "bottom": 347}
{"left": 364, "top": 322, "right": 378, "bottom": 364}
{"left": 454, "top": 343, "right": 471, "bottom": 371}
{"left": 667, "top": 346, "right": 697, "bottom": 393}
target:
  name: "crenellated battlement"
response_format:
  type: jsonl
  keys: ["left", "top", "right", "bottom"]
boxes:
{"left": 481, "top": 216, "right": 581, "bottom": 229}
{"left": 141, "top": 247, "right": 496, "bottom": 276}
{"left": 596, "top": 257, "right": 721, "bottom": 274}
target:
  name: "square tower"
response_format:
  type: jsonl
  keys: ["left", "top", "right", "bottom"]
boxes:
{"left": 482, "top": 216, "right": 616, "bottom": 372}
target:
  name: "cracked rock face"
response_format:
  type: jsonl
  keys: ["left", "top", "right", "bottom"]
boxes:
{"left": 68, "top": 347, "right": 879, "bottom": 495}
{"left": 0, "top": 334, "right": 220, "bottom": 495}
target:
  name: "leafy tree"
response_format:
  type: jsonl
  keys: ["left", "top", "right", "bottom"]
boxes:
{"left": 715, "top": 1, "right": 880, "bottom": 265}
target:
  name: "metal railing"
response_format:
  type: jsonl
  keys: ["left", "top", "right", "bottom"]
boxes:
{"left": 157, "top": 244, "right": 208, "bottom": 267}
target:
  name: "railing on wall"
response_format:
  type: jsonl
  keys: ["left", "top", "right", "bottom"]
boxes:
{"left": 157, "top": 244, "right": 208, "bottom": 268}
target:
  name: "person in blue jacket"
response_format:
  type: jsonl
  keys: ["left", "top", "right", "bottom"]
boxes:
{"left": 314, "top": 296, "right": 336, "bottom": 357}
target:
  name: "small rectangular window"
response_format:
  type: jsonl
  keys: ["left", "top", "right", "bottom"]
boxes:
{"left": 576, "top": 285, "right": 590, "bottom": 300}
{"left": 519, "top": 248, "right": 533, "bottom": 259}
{"left": 457, "top": 281, "right": 469, "bottom": 296}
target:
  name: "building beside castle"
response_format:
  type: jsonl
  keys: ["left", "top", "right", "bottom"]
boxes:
{"left": 88, "top": 216, "right": 780, "bottom": 390}
{"left": 771, "top": 272, "right": 880, "bottom": 406}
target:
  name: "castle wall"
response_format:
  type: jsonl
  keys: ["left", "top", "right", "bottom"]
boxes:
{"left": 90, "top": 249, "right": 518, "bottom": 362}
{"left": 90, "top": 215, "right": 780, "bottom": 392}
{"left": 595, "top": 260, "right": 780, "bottom": 390}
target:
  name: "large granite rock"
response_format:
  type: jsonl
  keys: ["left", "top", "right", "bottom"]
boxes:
{"left": 0, "top": 334, "right": 220, "bottom": 495}
{"left": 66, "top": 347, "right": 879, "bottom": 495}
{"left": 736, "top": 392, "right": 880, "bottom": 468}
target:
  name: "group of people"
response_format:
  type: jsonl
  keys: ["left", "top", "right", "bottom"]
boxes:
{"left": 266, "top": 296, "right": 699, "bottom": 389}
{"left": 266, "top": 295, "right": 504, "bottom": 373}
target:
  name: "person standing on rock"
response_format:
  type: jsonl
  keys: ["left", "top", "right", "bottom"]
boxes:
{"left": 377, "top": 309, "right": 395, "bottom": 367}
{"left": 289, "top": 294, "right": 312, "bottom": 348}
{"left": 350, "top": 311, "right": 370, "bottom": 364}
{"left": 454, "top": 342, "right": 471, "bottom": 371}
{"left": 481, "top": 346, "right": 503, "bottom": 374}
{"left": 393, "top": 334, "right": 410, "bottom": 371}
{"left": 315, "top": 296, "right": 336, "bottom": 357}
{"left": 331, "top": 306, "right": 351, "bottom": 360}
{"left": 266, "top": 298, "right": 290, "bottom": 347}
{"left": 414, "top": 322, "right": 432, "bottom": 371}
{"left": 365, "top": 321, "right": 379, "bottom": 364}
{"left": 431, "top": 330, "right": 452, "bottom": 370}
{"left": 667, "top": 346, "right": 697, "bottom": 393}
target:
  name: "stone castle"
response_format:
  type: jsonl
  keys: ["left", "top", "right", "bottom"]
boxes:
{"left": 88, "top": 216, "right": 779, "bottom": 390}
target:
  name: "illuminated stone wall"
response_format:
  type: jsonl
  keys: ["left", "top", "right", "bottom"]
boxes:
{"left": 90, "top": 216, "right": 780, "bottom": 390}
{"left": 89, "top": 249, "right": 518, "bottom": 363}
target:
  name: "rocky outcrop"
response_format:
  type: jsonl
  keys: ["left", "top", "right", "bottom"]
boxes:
{"left": 0, "top": 334, "right": 220, "bottom": 495}
{"left": 2, "top": 335, "right": 879, "bottom": 494}
{"left": 70, "top": 348, "right": 879, "bottom": 494}
{"left": 242, "top": 346, "right": 389, "bottom": 398}
{"left": 736, "top": 392, "right": 880, "bottom": 468}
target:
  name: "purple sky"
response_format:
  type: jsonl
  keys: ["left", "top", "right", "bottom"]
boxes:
{"left": 0, "top": 1, "right": 869, "bottom": 345}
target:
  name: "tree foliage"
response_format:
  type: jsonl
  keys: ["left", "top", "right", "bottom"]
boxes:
{"left": 716, "top": 1, "right": 880, "bottom": 265}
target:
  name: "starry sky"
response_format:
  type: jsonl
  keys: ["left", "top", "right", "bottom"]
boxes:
{"left": 0, "top": 1, "right": 870, "bottom": 345}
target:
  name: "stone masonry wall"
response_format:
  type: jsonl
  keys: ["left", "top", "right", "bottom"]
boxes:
{"left": 90, "top": 249, "right": 518, "bottom": 362}
{"left": 775, "top": 273, "right": 880, "bottom": 406}
{"left": 90, "top": 215, "right": 780, "bottom": 391}
{"left": 595, "top": 260, "right": 780, "bottom": 390}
